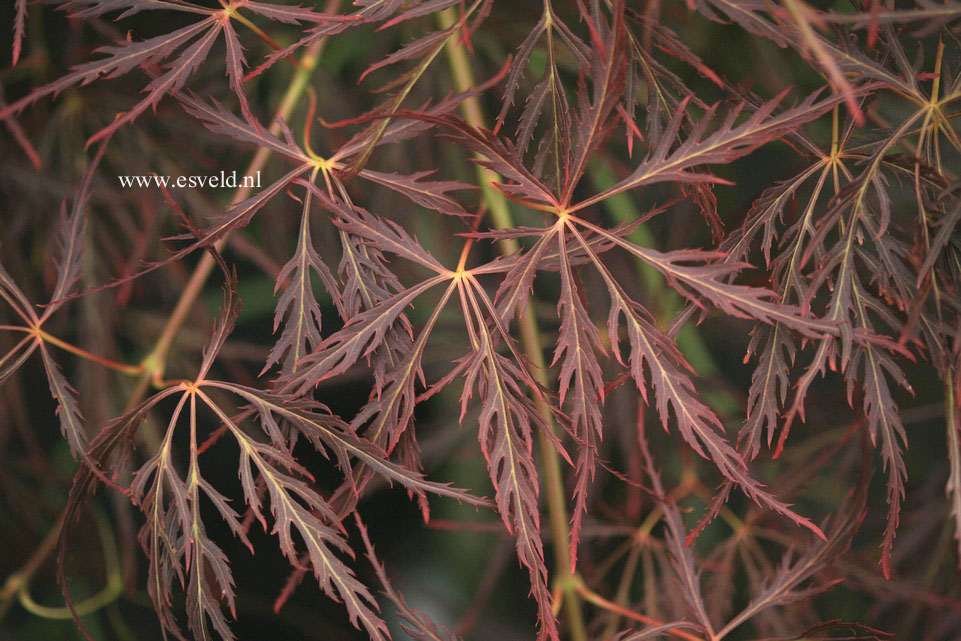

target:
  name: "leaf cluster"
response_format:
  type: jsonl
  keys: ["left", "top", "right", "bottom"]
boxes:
{"left": 1, "top": 1, "right": 961, "bottom": 641}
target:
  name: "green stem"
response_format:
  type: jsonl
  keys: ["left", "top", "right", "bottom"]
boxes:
{"left": 946, "top": 365, "right": 961, "bottom": 568}
{"left": 0, "top": 515, "right": 63, "bottom": 621}
{"left": 438, "top": 9, "right": 587, "bottom": 641}
{"left": 17, "top": 508, "right": 122, "bottom": 620}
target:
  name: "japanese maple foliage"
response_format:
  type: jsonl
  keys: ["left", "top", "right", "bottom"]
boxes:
{"left": 1, "top": 1, "right": 960, "bottom": 641}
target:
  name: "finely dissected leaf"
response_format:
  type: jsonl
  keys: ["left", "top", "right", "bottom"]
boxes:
{"left": 466, "top": 347, "right": 555, "bottom": 639}
{"left": 692, "top": 217, "right": 842, "bottom": 537}
{"left": 0, "top": 332, "right": 38, "bottom": 386}
{"left": 201, "top": 277, "right": 241, "bottom": 380}
{"left": 0, "top": 19, "right": 213, "bottom": 121}
{"left": 0, "top": 17, "right": 217, "bottom": 137}
{"left": 723, "top": 162, "right": 826, "bottom": 269}
{"left": 53, "top": 0, "right": 212, "bottom": 19}
{"left": 349, "top": 280, "right": 457, "bottom": 453}
{"left": 128, "top": 396, "right": 192, "bottom": 636}
{"left": 129, "top": 352, "right": 483, "bottom": 641}
{"left": 741, "top": 323, "right": 796, "bottom": 460}
{"left": 561, "top": 0, "right": 628, "bottom": 203}
{"left": 337, "top": 0, "right": 486, "bottom": 175}
{"left": 336, "top": 224, "right": 416, "bottom": 391}
{"left": 0, "top": 257, "right": 38, "bottom": 327}
{"left": 6, "top": 3, "right": 961, "bottom": 640}
{"left": 126, "top": 266, "right": 240, "bottom": 641}
{"left": 917, "top": 198, "right": 961, "bottom": 286}
{"left": 493, "top": 225, "right": 558, "bottom": 323}
{"left": 553, "top": 222, "right": 605, "bottom": 568}
{"left": 378, "top": 0, "right": 461, "bottom": 30}
{"left": 396, "top": 111, "right": 557, "bottom": 205}
{"left": 847, "top": 328, "right": 910, "bottom": 579}
{"left": 1, "top": 161, "right": 106, "bottom": 460}
{"left": 360, "top": 27, "right": 453, "bottom": 84}
{"left": 243, "top": 0, "right": 386, "bottom": 84}
{"left": 495, "top": 0, "right": 588, "bottom": 189}
{"left": 312, "top": 188, "right": 449, "bottom": 274}
{"left": 320, "top": 275, "right": 456, "bottom": 517}
{"left": 459, "top": 275, "right": 558, "bottom": 641}
{"left": 47, "top": 201, "right": 86, "bottom": 313}
{"left": 62, "top": 386, "right": 184, "bottom": 640}
{"left": 638, "top": 422, "right": 714, "bottom": 636}
{"left": 241, "top": 1, "right": 353, "bottom": 25}
{"left": 265, "top": 186, "right": 342, "bottom": 374}
{"left": 1, "top": 2, "right": 349, "bottom": 142}
{"left": 119, "top": 258, "right": 482, "bottom": 641}
{"left": 87, "top": 21, "right": 224, "bottom": 145}
{"left": 282, "top": 275, "right": 447, "bottom": 394}
{"left": 358, "top": 169, "right": 472, "bottom": 217}
{"left": 566, "top": 222, "right": 825, "bottom": 539}
{"left": 696, "top": 0, "right": 921, "bottom": 98}
{"left": 570, "top": 89, "right": 848, "bottom": 212}
{"left": 11, "top": 0, "right": 26, "bottom": 66}
{"left": 185, "top": 395, "right": 239, "bottom": 641}
{"left": 199, "top": 390, "right": 388, "bottom": 641}
{"left": 45, "top": 142, "right": 107, "bottom": 318}
{"left": 772, "top": 122, "right": 925, "bottom": 572}
{"left": 630, "top": 16, "right": 724, "bottom": 91}
{"left": 222, "top": 18, "right": 256, "bottom": 130}
{"left": 94, "top": 164, "right": 309, "bottom": 294}
{"left": 692, "top": 0, "right": 794, "bottom": 48}
{"left": 573, "top": 216, "right": 838, "bottom": 337}
{"left": 38, "top": 344, "right": 87, "bottom": 458}
{"left": 331, "top": 70, "right": 516, "bottom": 163}
{"left": 715, "top": 465, "right": 869, "bottom": 639}
{"left": 613, "top": 623, "right": 703, "bottom": 641}
{"left": 186, "top": 516, "right": 237, "bottom": 641}
{"left": 218, "top": 382, "right": 488, "bottom": 507}
{"left": 170, "top": 98, "right": 464, "bottom": 331}
{"left": 780, "top": 0, "right": 865, "bottom": 124}
{"left": 178, "top": 92, "right": 309, "bottom": 162}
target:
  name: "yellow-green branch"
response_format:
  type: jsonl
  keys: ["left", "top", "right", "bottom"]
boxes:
{"left": 438, "top": 8, "right": 587, "bottom": 641}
